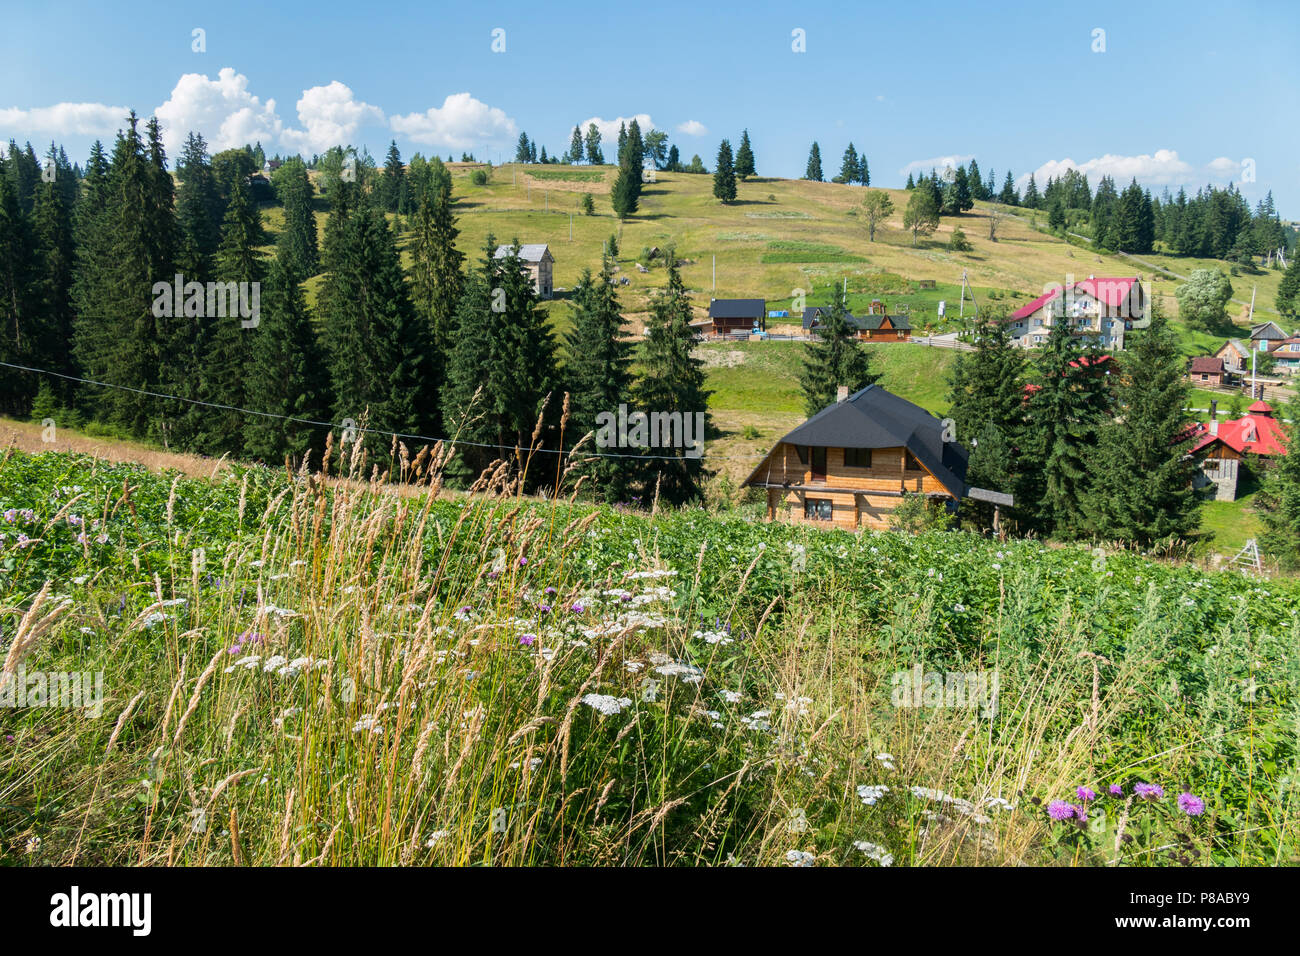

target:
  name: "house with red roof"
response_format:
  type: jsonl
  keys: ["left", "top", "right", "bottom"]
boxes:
{"left": 1187, "top": 399, "right": 1290, "bottom": 500}
{"left": 1005, "top": 276, "right": 1148, "bottom": 350}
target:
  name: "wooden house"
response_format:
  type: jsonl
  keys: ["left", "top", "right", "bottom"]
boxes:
{"left": 1268, "top": 337, "right": 1300, "bottom": 375}
{"left": 1187, "top": 399, "right": 1289, "bottom": 500}
{"left": 801, "top": 308, "right": 912, "bottom": 342}
{"left": 1188, "top": 355, "right": 1226, "bottom": 387}
{"left": 1214, "top": 339, "right": 1250, "bottom": 373}
{"left": 1249, "top": 321, "right": 1289, "bottom": 352}
{"left": 494, "top": 243, "right": 554, "bottom": 298}
{"left": 743, "top": 384, "right": 1009, "bottom": 530}
{"left": 707, "top": 298, "right": 766, "bottom": 335}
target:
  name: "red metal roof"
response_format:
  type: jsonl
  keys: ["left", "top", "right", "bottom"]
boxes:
{"left": 1190, "top": 403, "right": 1289, "bottom": 457}
{"left": 1010, "top": 277, "right": 1140, "bottom": 320}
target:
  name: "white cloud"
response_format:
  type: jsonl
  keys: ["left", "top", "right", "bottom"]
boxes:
{"left": 676, "top": 119, "right": 708, "bottom": 136}
{"left": 0, "top": 102, "right": 129, "bottom": 139}
{"left": 154, "top": 68, "right": 283, "bottom": 155}
{"left": 390, "top": 92, "right": 515, "bottom": 151}
{"left": 899, "top": 154, "right": 975, "bottom": 177}
{"left": 1206, "top": 156, "right": 1240, "bottom": 179}
{"left": 281, "top": 81, "right": 384, "bottom": 154}
{"left": 579, "top": 114, "right": 654, "bottom": 146}
{"left": 1016, "top": 149, "right": 1206, "bottom": 193}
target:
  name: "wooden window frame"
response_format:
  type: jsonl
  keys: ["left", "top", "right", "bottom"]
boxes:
{"left": 803, "top": 498, "right": 833, "bottom": 521}
{"left": 845, "top": 447, "right": 871, "bottom": 469}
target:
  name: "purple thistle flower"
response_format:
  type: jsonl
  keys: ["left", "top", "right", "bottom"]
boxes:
{"left": 1177, "top": 792, "right": 1206, "bottom": 816}
{"left": 519, "top": 633, "right": 536, "bottom": 646}
{"left": 1077, "top": 786, "right": 1097, "bottom": 802}
{"left": 1134, "top": 782, "right": 1164, "bottom": 800}
{"left": 544, "top": 587, "right": 557, "bottom": 596}
{"left": 570, "top": 603, "right": 585, "bottom": 613}
{"left": 518, "top": 557, "right": 527, "bottom": 567}
{"left": 538, "top": 604, "right": 551, "bottom": 614}
{"left": 1109, "top": 784, "right": 1124, "bottom": 797}
{"left": 1047, "top": 800, "right": 1075, "bottom": 821}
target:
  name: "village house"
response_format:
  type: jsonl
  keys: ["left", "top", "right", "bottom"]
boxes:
{"left": 494, "top": 243, "right": 554, "bottom": 298}
{"left": 801, "top": 306, "right": 913, "bottom": 342}
{"left": 705, "top": 298, "right": 766, "bottom": 336}
{"left": 1268, "top": 337, "right": 1300, "bottom": 375}
{"left": 1214, "top": 338, "right": 1250, "bottom": 374}
{"left": 1187, "top": 399, "right": 1289, "bottom": 500}
{"left": 1187, "top": 355, "right": 1227, "bottom": 387}
{"left": 1249, "top": 320, "right": 1289, "bottom": 353}
{"left": 1005, "top": 276, "right": 1148, "bottom": 350}
{"left": 742, "top": 384, "right": 1010, "bottom": 530}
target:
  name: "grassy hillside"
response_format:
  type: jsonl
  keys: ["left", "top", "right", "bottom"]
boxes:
{"left": 2, "top": 448, "right": 1298, "bottom": 866}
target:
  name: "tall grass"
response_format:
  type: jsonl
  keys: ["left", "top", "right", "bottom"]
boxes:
{"left": 1, "top": 438, "right": 1297, "bottom": 866}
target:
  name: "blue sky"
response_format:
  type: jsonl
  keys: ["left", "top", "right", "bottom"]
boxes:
{"left": 3, "top": 0, "right": 1298, "bottom": 213}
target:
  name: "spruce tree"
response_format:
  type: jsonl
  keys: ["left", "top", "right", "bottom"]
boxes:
{"left": 409, "top": 156, "right": 463, "bottom": 432}
{"left": 839, "top": 143, "right": 859, "bottom": 184}
{"left": 1022, "top": 173, "right": 1041, "bottom": 209}
{"left": 999, "top": 170, "right": 1018, "bottom": 205}
{"left": 712, "top": 139, "right": 736, "bottom": 203}
{"left": 569, "top": 125, "right": 584, "bottom": 164}
{"left": 175, "top": 132, "right": 222, "bottom": 280}
{"left": 1256, "top": 396, "right": 1300, "bottom": 569}
{"left": 381, "top": 140, "right": 405, "bottom": 213}
{"left": 30, "top": 149, "right": 77, "bottom": 403}
{"left": 273, "top": 157, "right": 319, "bottom": 280}
{"left": 634, "top": 257, "right": 710, "bottom": 505}
{"left": 1023, "top": 319, "right": 1114, "bottom": 537}
{"left": 242, "top": 255, "right": 329, "bottom": 463}
{"left": 195, "top": 179, "right": 266, "bottom": 455}
{"left": 1086, "top": 305, "right": 1199, "bottom": 544}
{"left": 1275, "top": 254, "right": 1300, "bottom": 315}
{"left": 564, "top": 262, "right": 635, "bottom": 500}
{"left": 322, "top": 191, "right": 434, "bottom": 458}
{"left": 804, "top": 142, "right": 823, "bottom": 181}
{"left": 798, "top": 286, "right": 879, "bottom": 416}
{"left": 735, "top": 130, "right": 755, "bottom": 179}
{"left": 0, "top": 160, "right": 40, "bottom": 416}
{"left": 857, "top": 154, "right": 870, "bottom": 186}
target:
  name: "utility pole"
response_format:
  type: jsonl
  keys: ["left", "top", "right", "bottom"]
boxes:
{"left": 1249, "top": 285, "right": 1258, "bottom": 399}
{"left": 712, "top": 255, "right": 716, "bottom": 293}
{"left": 569, "top": 213, "right": 573, "bottom": 241}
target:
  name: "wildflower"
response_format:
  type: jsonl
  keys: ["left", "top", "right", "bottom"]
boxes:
{"left": 25, "top": 836, "right": 41, "bottom": 854}
{"left": 352, "top": 715, "right": 383, "bottom": 735}
{"left": 544, "top": 587, "right": 557, "bottom": 596}
{"left": 1047, "top": 801, "right": 1076, "bottom": 821}
{"left": 785, "top": 850, "right": 815, "bottom": 867}
{"left": 570, "top": 603, "right": 585, "bottom": 613}
{"left": 857, "top": 784, "right": 890, "bottom": 806}
{"left": 190, "top": 808, "right": 208, "bottom": 834}
{"left": 1109, "top": 784, "right": 1124, "bottom": 797}
{"left": 425, "top": 830, "right": 450, "bottom": 847}
{"left": 720, "top": 689, "right": 742, "bottom": 703}
{"left": 519, "top": 633, "right": 536, "bottom": 646}
{"left": 1076, "top": 786, "right": 1097, "bottom": 802}
{"left": 538, "top": 604, "right": 552, "bottom": 614}
{"left": 854, "top": 841, "right": 893, "bottom": 866}
{"left": 875, "top": 753, "right": 897, "bottom": 771}
{"left": 1134, "top": 783, "right": 1164, "bottom": 800}
{"left": 581, "top": 693, "right": 633, "bottom": 716}
{"left": 1177, "top": 793, "right": 1206, "bottom": 816}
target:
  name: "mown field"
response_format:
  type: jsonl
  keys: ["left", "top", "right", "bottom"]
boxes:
{"left": 2, "top": 447, "right": 1298, "bottom": 866}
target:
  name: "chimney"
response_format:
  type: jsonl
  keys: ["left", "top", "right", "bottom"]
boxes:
{"left": 836, "top": 385, "right": 849, "bottom": 403}
{"left": 1210, "top": 398, "right": 1217, "bottom": 422}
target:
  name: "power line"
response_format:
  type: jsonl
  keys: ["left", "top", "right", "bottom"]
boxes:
{"left": 0, "top": 360, "right": 758, "bottom": 463}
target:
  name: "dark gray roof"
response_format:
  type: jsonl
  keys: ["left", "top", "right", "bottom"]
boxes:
{"left": 801, "top": 308, "right": 911, "bottom": 331}
{"left": 769, "top": 385, "right": 968, "bottom": 498}
{"left": 709, "top": 298, "right": 766, "bottom": 319}
{"left": 1250, "top": 321, "right": 1288, "bottom": 340}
